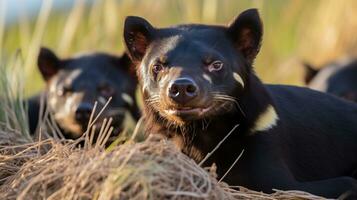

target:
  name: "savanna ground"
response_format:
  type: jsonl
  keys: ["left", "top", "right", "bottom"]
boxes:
{"left": 0, "top": 0, "right": 357, "bottom": 199}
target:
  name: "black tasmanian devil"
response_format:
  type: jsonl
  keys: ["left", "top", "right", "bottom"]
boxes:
{"left": 123, "top": 9, "right": 357, "bottom": 198}
{"left": 303, "top": 59, "right": 357, "bottom": 103}
{"left": 27, "top": 47, "right": 140, "bottom": 139}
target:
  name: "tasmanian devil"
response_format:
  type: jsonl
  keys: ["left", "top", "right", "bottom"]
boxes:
{"left": 303, "top": 59, "right": 357, "bottom": 103}
{"left": 123, "top": 9, "right": 357, "bottom": 198}
{"left": 27, "top": 47, "right": 140, "bottom": 139}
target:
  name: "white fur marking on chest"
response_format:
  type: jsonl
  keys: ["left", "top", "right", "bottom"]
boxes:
{"left": 233, "top": 72, "right": 244, "bottom": 88}
{"left": 121, "top": 93, "right": 134, "bottom": 106}
{"left": 251, "top": 105, "right": 279, "bottom": 133}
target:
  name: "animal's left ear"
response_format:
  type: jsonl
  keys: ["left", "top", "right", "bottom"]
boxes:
{"left": 227, "top": 9, "right": 263, "bottom": 64}
{"left": 123, "top": 16, "right": 155, "bottom": 63}
{"left": 38, "top": 47, "right": 61, "bottom": 81}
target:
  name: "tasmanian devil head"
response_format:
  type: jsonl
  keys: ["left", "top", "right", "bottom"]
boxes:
{"left": 37, "top": 47, "right": 140, "bottom": 139}
{"left": 124, "top": 9, "right": 263, "bottom": 129}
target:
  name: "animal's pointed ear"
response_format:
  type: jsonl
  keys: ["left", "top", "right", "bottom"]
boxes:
{"left": 38, "top": 47, "right": 61, "bottom": 81}
{"left": 227, "top": 9, "right": 263, "bottom": 64}
{"left": 123, "top": 16, "right": 155, "bottom": 62}
{"left": 303, "top": 62, "right": 319, "bottom": 84}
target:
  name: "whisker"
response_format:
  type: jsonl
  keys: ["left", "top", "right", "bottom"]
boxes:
{"left": 212, "top": 93, "right": 246, "bottom": 117}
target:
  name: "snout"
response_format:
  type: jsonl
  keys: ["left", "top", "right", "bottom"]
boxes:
{"left": 75, "top": 103, "right": 93, "bottom": 125}
{"left": 167, "top": 77, "right": 199, "bottom": 105}
{"left": 154, "top": 74, "right": 232, "bottom": 122}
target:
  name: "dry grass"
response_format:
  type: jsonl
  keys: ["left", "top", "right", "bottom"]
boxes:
{"left": 0, "top": 52, "right": 31, "bottom": 141}
{"left": 0, "top": 132, "right": 326, "bottom": 200}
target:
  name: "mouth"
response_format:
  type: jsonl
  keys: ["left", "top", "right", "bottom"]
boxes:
{"left": 161, "top": 101, "right": 234, "bottom": 122}
{"left": 164, "top": 105, "right": 214, "bottom": 118}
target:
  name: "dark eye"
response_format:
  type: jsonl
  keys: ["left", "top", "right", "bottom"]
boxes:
{"left": 99, "top": 84, "right": 115, "bottom": 98}
{"left": 152, "top": 63, "right": 164, "bottom": 74}
{"left": 57, "top": 86, "right": 72, "bottom": 96}
{"left": 208, "top": 60, "right": 224, "bottom": 72}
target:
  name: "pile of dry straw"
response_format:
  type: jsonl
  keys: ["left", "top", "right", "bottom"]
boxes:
{"left": 0, "top": 121, "right": 327, "bottom": 200}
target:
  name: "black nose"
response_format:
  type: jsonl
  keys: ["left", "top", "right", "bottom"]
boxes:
{"left": 168, "top": 78, "right": 199, "bottom": 104}
{"left": 75, "top": 103, "right": 93, "bottom": 124}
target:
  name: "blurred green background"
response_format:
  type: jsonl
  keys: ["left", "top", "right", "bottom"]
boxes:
{"left": 1, "top": 0, "right": 357, "bottom": 97}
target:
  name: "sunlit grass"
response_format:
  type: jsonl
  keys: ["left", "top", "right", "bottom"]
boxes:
{"left": 0, "top": 51, "right": 31, "bottom": 140}
{"left": 1, "top": 0, "right": 357, "bottom": 96}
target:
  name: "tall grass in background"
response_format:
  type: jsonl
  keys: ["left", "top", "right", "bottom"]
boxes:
{"left": 0, "top": 52, "right": 31, "bottom": 141}
{"left": 1, "top": 0, "right": 357, "bottom": 97}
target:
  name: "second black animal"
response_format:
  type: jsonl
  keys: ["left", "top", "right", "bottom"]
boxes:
{"left": 28, "top": 48, "right": 140, "bottom": 140}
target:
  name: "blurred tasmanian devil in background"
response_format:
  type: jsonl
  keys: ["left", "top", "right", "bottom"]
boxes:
{"left": 303, "top": 59, "right": 357, "bottom": 102}
{"left": 27, "top": 47, "right": 140, "bottom": 139}
{"left": 123, "top": 8, "right": 357, "bottom": 199}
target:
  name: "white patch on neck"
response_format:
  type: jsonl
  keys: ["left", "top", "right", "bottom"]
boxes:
{"left": 121, "top": 93, "right": 134, "bottom": 106}
{"left": 251, "top": 105, "right": 279, "bottom": 134}
{"left": 233, "top": 72, "right": 244, "bottom": 88}
{"left": 202, "top": 74, "right": 212, "bottom": 84}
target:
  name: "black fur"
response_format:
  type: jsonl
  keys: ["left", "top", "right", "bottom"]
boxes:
{"left": 28, "top": 47, "right": 140, "bottom": 139}
{"left": 123, "top": 9, "right": 357, "bottom": 198}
